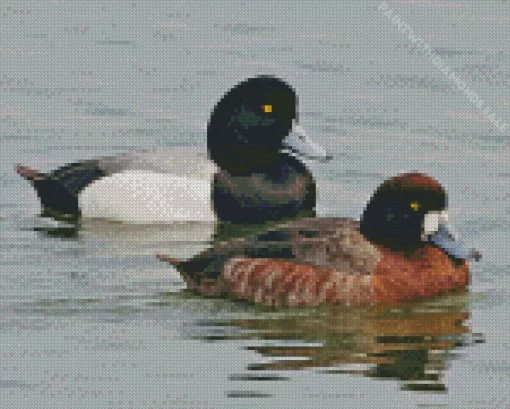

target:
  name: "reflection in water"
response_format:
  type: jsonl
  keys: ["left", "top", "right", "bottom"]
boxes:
{"left": 28, "top": 213, "right": 80, "bottom": 239}
{"left": 186, "top": 293, "right": 482, "bottom": 392}
{"left": 213, "top": 209, "right": 315, "bottom": 243}
{"left": 33, "top": 224, "right": 80, "bottom": 239}
{"left": 30, "top": 215, "right": 218, "bottom": 257}
{"left": 31, "top": 213, "right": 285, "bottom": 257}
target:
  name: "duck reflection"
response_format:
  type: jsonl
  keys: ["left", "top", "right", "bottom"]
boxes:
{"left": 32, "top": 213, "right": 294, "bottom": 259}
{"left": 189, "top": 294, "right": 481, "bottom": 392}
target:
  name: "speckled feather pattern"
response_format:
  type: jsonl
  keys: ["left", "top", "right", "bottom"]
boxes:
{"left": 211, "top": 247, "right": 467, "bottom": 308}
{"left": 186, "top": 257, "right": 373, "bottom": 308}
{"left": 178, "top": 245, "right": 468, "bottom": 308}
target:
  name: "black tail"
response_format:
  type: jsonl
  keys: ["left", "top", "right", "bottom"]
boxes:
{"left": 15, "top": 164, "right": 45, "bottom": 181}
{"left": 157, "top": 251, "right": 229, "bottom": 286}
{"left": 15, "top": 161, "right": 105, "bottom": 216}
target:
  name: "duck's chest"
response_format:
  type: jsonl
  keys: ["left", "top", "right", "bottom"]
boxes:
{"left": 213, "top": 164, "right": 315, "bottom": 222}
{"left": 217, "top": 169, "right": 310, "bottom": 201}
{"left": 373, "top": 247, "right": 469, "bottom": 302}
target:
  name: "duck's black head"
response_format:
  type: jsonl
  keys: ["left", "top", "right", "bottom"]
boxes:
{"left": 207, "top": 76, "right": 298, "bottom": 174}
{"left": 360, "top": 173, "right": 447, "bottom": 252}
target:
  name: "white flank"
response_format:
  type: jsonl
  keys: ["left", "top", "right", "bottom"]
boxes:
{"left": 79, "top": 170, "right": 216, "bottom": 223}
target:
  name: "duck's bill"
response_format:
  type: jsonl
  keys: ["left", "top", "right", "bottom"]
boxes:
{"left": 428, "top": 224, "right": 481, "bottom": 261}
{"left": 282, "top": 121, "right": 332, "bottom": 162}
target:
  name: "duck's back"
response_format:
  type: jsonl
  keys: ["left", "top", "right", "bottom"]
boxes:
{"left": 172, "top": 218, "right": 381, "bottom": 284}
{"left": 98, "top": 146, "right": 216, "bottom": 180}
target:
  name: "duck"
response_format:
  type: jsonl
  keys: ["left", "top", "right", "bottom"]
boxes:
{"left": 15, "top": 75, "right": 331, "bottom": 224}
{"left": 157, "top": 172, "right": 481, "bottom": 307}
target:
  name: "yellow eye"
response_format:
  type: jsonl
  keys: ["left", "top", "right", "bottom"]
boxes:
{"left": 262, "top": 104, "right": 272, "bottom": 113}
{"left": 410, "top": 201, "right": 420, "bottom": 211}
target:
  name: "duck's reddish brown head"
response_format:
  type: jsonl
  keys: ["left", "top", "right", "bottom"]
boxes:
{"left": 360, "top": 172, "right": 447, "bottom": 252}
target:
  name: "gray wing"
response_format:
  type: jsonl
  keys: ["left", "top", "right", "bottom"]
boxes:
{"left": 97, "top": 146, "right": 218, "bottom": 180}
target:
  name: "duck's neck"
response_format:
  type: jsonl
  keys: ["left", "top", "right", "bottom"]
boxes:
{"left": 213, "top": 154, "right": 315, "bottom": 223}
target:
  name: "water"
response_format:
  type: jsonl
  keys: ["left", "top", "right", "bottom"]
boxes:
{"left": 1, "top": 1, "right": 509, "bottom": 408}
